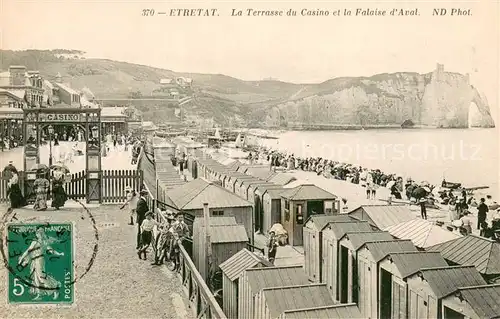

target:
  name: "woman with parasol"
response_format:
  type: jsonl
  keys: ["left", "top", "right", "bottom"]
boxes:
{"left": 51, "top": 164, "right": 69, "bottom": 210}
{"left": 32, "top": 164, "right": 50, "bottom": 211}
{"left": 6, "top": 162, "right": 27, "bottom": 209}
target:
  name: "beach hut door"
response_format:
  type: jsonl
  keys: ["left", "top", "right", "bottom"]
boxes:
{"left": 380, "top": 269, "right": 393, "bottom": 319}
{"left": 254, "top": 195, "right": 261, "bottom": 232}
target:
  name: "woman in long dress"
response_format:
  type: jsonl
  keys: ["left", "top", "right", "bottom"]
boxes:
{"left": 51, "top": 170, "right": 67, "bottom": 210}
{"left": 18, "top": 227, "right": 64, "bottom": 300}
{"left": 33, "top": 174, "right": 49, "bottom": 211}
{"left": 8, "top": 172, "right": 27, "bottom": 208}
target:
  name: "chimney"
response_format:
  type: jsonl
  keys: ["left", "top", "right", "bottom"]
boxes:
{"left": 9, "top": 66, "right": 27, "bottom": 86}
{"left": 203, "top": 203, "right": 212, "bottom": 281}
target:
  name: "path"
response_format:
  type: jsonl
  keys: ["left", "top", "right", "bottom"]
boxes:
{"left": 0, "top": 143, "right": 134, "bottom": 172}
{"left": 0, "top": 203, "right": 192, "bottom": 318}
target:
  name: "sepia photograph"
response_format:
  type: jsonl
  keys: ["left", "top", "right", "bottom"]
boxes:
{"left": 0, "top": 0, "right": 499, "bottom": 318}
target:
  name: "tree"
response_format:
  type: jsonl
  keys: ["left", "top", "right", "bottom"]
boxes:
{"left": 128, "top": 90, "right": 143, "bottom": 99}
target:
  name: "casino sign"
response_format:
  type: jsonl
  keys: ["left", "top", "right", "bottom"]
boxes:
{"left": 39, "top": 113, "right": 84, "bottom": 122}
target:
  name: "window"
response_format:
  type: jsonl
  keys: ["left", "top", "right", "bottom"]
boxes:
{"left": 212, "top": 210, "right": 224, "bottom": 216}
{"left": 284, "top": 200, "right": 290, "bottom": 210}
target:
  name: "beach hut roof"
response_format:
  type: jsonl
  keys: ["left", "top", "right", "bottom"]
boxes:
{"left": 305, "top": 214, "right": 354, "bottom": 232}
{"left": 210, "top": 224, "right": 249, "bottom": 243}
{"left": 384, "top": 251, "right": 448, "bottom": 278}
{"left": 240, "top": 178, "right": 267, "bottom": 188}
{"left": 385, "top": 218, "right": 462, "bottom": 249}
{"left": 348, "top": 204, "right": 414, "bottom": 230}
{"left": 219, "top": 248, "right": 272, "bottom": 282}
{"left": 262, "top": 284, "right": 336, "bottom": 318}
{"left": 340, "top": 231, "right": 394, "bottom": 251}
{"left": 165, "top": 178, "right": 252, "bottom": 210}
{"left": 245, "top": 266, "right": 309, "bottom": 294}
{"left": 255, "top": 183, "right": 283, "bottom": 193}
{"left": 245, "top": 167, "right": 277, "bottom": 181}
{"left": 427, "top": 234, "right": 500, "bottom": 275}
{"left": 280, "top": 184, "right": 337, "bottom": 201}
{"left": 444, "top": 284, "right": 500, "bottom": 319}
{"left": 414, "top": 265, "right": 487, "bottom": 299}
{"left": 194, "top": 216, "right": 237, "bottom": 227}
{"left": 225, "top": 160, "right": 241, "bottom": 170}
{"left": 281, "top": 303, "right": 362, "bottom": 319}
{"left": 323, "top": 220, "right": 373, "bottom": 238}
{"left": 264, "top": 188, "right": 286, "bottom": 199}
{"left": 360, "top": 239, "right": 417, "bottom": 262}
{"left": 268, "top": 173, "right": 297, "bottom": 186}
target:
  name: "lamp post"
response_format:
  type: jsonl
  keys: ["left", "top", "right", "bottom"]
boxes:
{"left": 48, "top": 125, "right": 54, "bottom": 166}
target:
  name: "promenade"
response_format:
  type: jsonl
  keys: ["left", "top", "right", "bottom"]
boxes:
{"left": 0, "top": 203, "right": 192, "bottom": 318}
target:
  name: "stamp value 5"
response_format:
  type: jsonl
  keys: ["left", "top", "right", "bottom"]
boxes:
{"left": 7, "top": 223, "right": 74, "bottom": 305}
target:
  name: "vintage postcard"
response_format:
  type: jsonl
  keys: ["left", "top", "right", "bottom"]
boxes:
{"left": 0, "top": 0, "right": 498, "bottom": 318}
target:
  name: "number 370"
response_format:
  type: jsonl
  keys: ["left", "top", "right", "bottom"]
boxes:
{"left": 12, "top": 278, "right": 25, "bottom": 296}
{"left": 142, "top": 9, "right": 155, "bottom": 16}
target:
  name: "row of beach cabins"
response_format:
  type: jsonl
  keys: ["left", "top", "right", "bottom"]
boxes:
{"left": 143, "top": 137, "right": 500, "bottom": 319}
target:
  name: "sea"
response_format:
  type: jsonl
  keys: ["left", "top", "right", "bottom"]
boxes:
{"left": 258, "top": 128, "right": 499, "bottom": 198}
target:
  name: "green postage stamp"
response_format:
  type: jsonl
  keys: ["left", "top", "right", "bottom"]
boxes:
{"left": 6, "top": 223, "right": 74, "bottom": 305}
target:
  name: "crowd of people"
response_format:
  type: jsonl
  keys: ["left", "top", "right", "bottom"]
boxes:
{"left": 120, "top": 187, "right": 190, "bottom": 268}
{"left": 248, "top": 147, "right": 500, "bottom": 238}
{"left": 3, "top": 161, "right": 68, "bottom": 211}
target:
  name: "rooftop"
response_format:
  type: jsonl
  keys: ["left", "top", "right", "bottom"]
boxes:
{"left": 210, "top": 224, "right": 248, "bottom": 243}
{"left": 447, "top": 284, "right": 500, "bottom": 319}
{"left": 280, "top": 184, "right": 337, "bottom": 201}
{"left": 219, "top": 248, "right": 272, "bottom": 282}
{"left": 341, "top": 231, "right": 394, "bottom": 251}
{"left": 305, "top": 214, "right": 354, "bottom": 231}
{"left": 384, "top": 251, "right": 448, "bottom": 278}
{"left": 427, "top": 234, "right": 500, "bottom": 275}
{"left": 360, "top": 239, "right": 417, "bottom": 262}
{"left": 165, "top": 178, "right": 253, "bottom": 210}
{"left": 385, "top": 218, "right": 462, "bottom": 248}
{"left": 268, "top": 173, "right": 297, "bottom": 186}
{"left": 348, "top": 204, "right": 414, "bottom": 230}
{"left": 323, "top": 220, "right": 373, "bottom": 238}
{"left": 101, "top": 106, "right": 127, "bottom": 117}
{"left": 281, "top": 303, "right": 362, "bottom": 319}
{"left": 262, "top": 284, "right": 336, "bottom": 318}
{"left": 245, "top": 266, "right": 309, "bottom": 294}
{"left": 416, "top": 265, "right": 487, "bottom": 299}
{"left": 55, "top": 82, "right": 79, "bottom": 95}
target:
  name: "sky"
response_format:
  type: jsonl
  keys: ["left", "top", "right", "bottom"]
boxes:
{"left": 1, "top": 0, "right": 498, "bottom": 109}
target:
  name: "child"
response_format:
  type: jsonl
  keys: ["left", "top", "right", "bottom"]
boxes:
{"left": 267, "top": 231, "right": 278, "bottom": 265}
{"left": 137, "top": 212, "right": 158, "bottom": 260}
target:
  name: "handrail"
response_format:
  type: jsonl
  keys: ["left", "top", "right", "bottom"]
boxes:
{"left": 179, "top": 244, "right": 227, "bottom": 319}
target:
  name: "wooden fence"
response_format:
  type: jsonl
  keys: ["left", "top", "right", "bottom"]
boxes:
{"left": 0, "top": 170, "right": 142, "bottom": 204}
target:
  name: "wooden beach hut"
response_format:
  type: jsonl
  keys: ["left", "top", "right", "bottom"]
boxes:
{"left": 195, "top": 222, "right": 249, "bottom": 282}
{"left": 348, "top": 204, "right": 414, "bottom": 230}
{"left": 165, "top": 178, "right": 254, "bottom": 241}
{"left": 193, "top": 216, "right": 237, "bottom": 277}
{"left": 261, "top": 187, "right": 286, "bottom": 235}
{"left": 337, "top": 231, "right": 394, "bottom": 302}
{"left": 237, "top": 177, "right": 264, "bottom": 200}
{"left": 440, "top": 283, "right": 500, "bottom": 319}
{"left": 224, "top": 171, "right": 247, "bottom": 192}
{"left": 321, "top": 220, "right": 373, "bottom": 300}
{"left": 378, "top": 252, "right": 448, "bottom": 319}
{"left": 279, "top": 303, "right": 362, "bottom": 319}
{"left": 237, "top": 164, "right": 265, "bottom": 174}
{"left": 257, "top": 283, "right": 337, "bottom": 319}
{"left": 385, "top": 218, "right": 462, "bottom": 249}
{"left": 219, "top": 248, "right": 272, "bottom": 319}
{"left": 232, "top": 175, "right": 259, "bottom": 195}
{"left": 356, "top": 239, "right": 418, "bottom": 319}
{"left": 280, "top": 184, "right": 337, "bottom": 246}
{"left": 427, "top": 235, "right": 500, "bottom": 283}
{"left": 238, "top": 266, "right": 309, "bottom": 319}
{"left": 239, "top": 180, "right": 269, "bottom": 202}
{"left": 251, "top": 183, "right": 283, "bottom": 233}
{"left": 302, "top": 214, "right": 354, "bottom": 283}
{"left": 406, "top": 265, "right": 487, "bottom": 319}
{"left": 225, "top": 160, "right": 241, "bottom": 171}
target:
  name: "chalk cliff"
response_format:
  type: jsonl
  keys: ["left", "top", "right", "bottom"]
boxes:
{"left": 266, "top": 64, "right": 495, "bottom": 128}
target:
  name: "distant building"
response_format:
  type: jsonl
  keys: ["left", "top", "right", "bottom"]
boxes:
{"left": 0, "top": 65, "right": 45, "bottom": 109}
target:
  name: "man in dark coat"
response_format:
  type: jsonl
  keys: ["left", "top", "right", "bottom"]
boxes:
{"left": 477, "top": 197, "right": 489, "bottom": 230}
{"left": 135, "top": 189, "right": 149, "bottom": 249}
